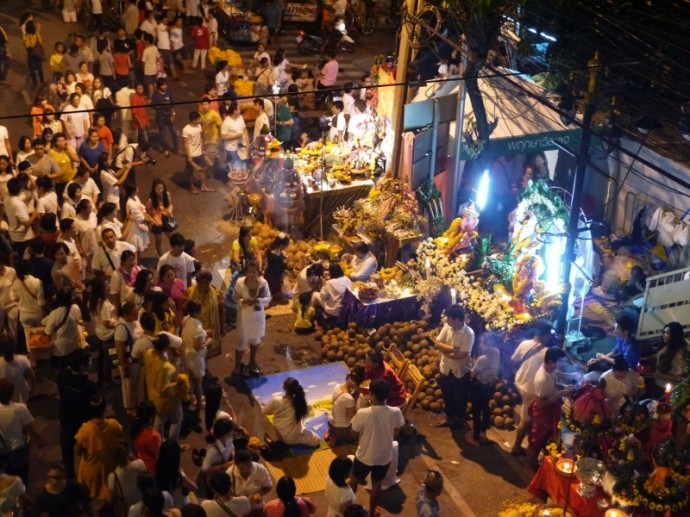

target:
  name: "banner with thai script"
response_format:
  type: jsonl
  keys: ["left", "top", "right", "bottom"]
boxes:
{"left": 284, "top": 2, "right": 319, "bottom": 22}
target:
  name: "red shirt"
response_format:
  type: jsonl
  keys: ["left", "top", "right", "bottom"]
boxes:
{"left": 135, "top": 427, "right": 162, "bottom": 474}
{"left": 365, "top": 362, "right": 408, "bottom": 407}
{"left": 191, "top": 25, "right": 210, "bottom": 50}
{"left": 97, "top": 126, "right": 114, "bottom": 148}
{"left": 114, "top": 52, "right": 130, "bottom": 75}
{"left": 131, "top": 93, "right": 150, "bottom": 128}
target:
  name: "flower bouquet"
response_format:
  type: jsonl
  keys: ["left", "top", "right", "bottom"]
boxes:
{"left": 615, "top": 397, "right": 651, "bottom": 434}
{"left": 607, "top": 434, "right": 643, "bottom": 479}
{"left": 633, "top": 439, "right": 689, "bottom": 514}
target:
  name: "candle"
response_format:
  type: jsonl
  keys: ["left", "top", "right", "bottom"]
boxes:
{"left": 425, "top": 259, "right": 431, "bottom": 280}
{"left": 451, "top": 288, "right": 457, "bottom": 305}
{"left": 666, "top": 383, "right": 672, "bottom": 403}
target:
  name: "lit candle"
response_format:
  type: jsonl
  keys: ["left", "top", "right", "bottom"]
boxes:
{"left": 665, "top": 383, "right": 672, "bottom": 403}
{"left": 425, "top": 259, "right": 431, "bottom": 280}
{"left": 605, "top": 510, "right": 629, "bottom": 517}
{"left": 451, "top": 288, "right": 457, "bottom": 305}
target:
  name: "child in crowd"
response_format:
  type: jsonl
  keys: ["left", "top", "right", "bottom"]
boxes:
{"left": 294, "top": 291, "right": 315, "bottom": 333}
{"left": 469, "top": 332, "right": 501, "bottom": 445}
{"left": 50, "top": 41, "right": 66, "bottom": 80}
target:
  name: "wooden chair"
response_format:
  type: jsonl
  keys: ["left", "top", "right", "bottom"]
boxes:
{"left": 384, "top": 345, "right": 409, "bottom": 378}
{"left": 402, "top": 361, "right": 427, "bottom": 418}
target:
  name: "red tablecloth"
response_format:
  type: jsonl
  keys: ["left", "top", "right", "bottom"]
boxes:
{"left": 527, "top": 459, "right": 607, "bottom": 517}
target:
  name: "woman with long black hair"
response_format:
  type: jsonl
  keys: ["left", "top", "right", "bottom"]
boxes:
{"left": 154, "top": 439, "right": 197, "bottom": 509}
{"left": 264, "top": 476, "right": 316, "bottom": 517}
{"left": 656, "top": 321, "right": 688, "bottom": 379}
{"left": 146, "top": 179, "right": 175, "bottom": 257}
{"left": 262, "top": 377, "right": 319, "bottom": 447}
{"left": 126, "top": 268, "right": 154, "bottom": 310}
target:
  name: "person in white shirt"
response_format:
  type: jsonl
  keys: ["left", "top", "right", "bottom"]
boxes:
{"left": 509, "top": 320, "right": 552, "bottom": 456}
{"left": 33, "top": 176, "right": 59, "bottom": 217}
{"left": 64, "top": 168, "right": 100, "bottom": 205}
{"left": 220, "top": 101, "right": 249, "bottom": 170}
{"left": 107, "top": 441, "right": 148, "bottom": 509}
{"left": 327, "top": 367, "right": 364, "bottom": 445}
{"left": 139, "top": 11, "right": 157, "bottom": 40}
{"left": 0, "top": 126, "right": 12, "bottom": 162}
{"left": 183, "top": 111, "right": 214, "bottom": 194}
{"left": 348, "top": 379, "right": 404, "bottom": 517}
{"left": 91, "top": 228, "right": 136, "bottom": 277}
{"left": 156, "top": 17, "right": 177, "bottom": 80}
{"left": 226, "top": 449, "right": 273, "bottom": 511}
{"left": 252, "top": 98, "right": 270, "bottom": 142}
{"left": 342, "top": 83, "right": 355, "bottom": 117}
{"left": 201, "top": 417, "right": 237, "bottom": 480}
{"left": 12, "top": 260, "right": 46, "bottom": 330}
{"left": 325, "top": 457, "right": 356, "bottom": 517}
{"left": 202, "top": 472, "right": 251, "bottom": 517}
{"left": 61, "top": 183, "right": 82, "bottom": 220}
{"left": 528, "top": 347, "right": 572, "bottom": 469}
{"left": 62, "top": 93, "right": 90, "bottom": 150}
{"left": 433, "top": 304, "right": 475, "bottom": 429}
{"left": 4, "top": 179, "right": 35, "bottom": 257}
{"left": 157, "top": 232, "right": 196, "bottom": 287}
{"left": 42, "top": 289, "right": 82, "bottom": 367}
{"left": 0, "top": 336, "right": 36, "bottom": 405}
{"left": 601, "top": 356, "right": 639, "bottom": 415}
{"left": 329, "top": 100, "right": 346, "bottom": 143}
{"left": 346, "top": 243, "right": 377, "bottom": 282}
{"left": 262, "top": 377, "right": 320, "bottom": 447}
{"left": 316, "top": 263, "right": 352, "bottom": 322}
{"left": 347, "top": 100, "right": 369, "bottom": 142}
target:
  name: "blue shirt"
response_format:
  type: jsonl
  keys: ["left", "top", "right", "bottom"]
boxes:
{"left": 78, "top": 141, "right": 105, "bottom": 167}
{"left": 612, "top": 336, "right": 640, "bottom": 369}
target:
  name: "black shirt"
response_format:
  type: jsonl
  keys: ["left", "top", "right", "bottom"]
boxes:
{"left": 34, "top": 482, "right": 90, "bottom": 517}
{"left": 56, "top": 369, "right": 98, "bottom": 426}
{"left": 113, "top": 36, "right": 135, "bottom": 54}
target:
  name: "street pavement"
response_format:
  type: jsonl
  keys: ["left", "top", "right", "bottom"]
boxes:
{"left": 1, "top": 4, "right": 537, "bottom": 515}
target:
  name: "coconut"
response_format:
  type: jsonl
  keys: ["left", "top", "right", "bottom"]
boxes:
{"left": 314, "top": 331, "right": 324, "bottom": 341}
{"left": 504, "top": 417, "right": 515, "bottom": 428}
{"left": 327, "top": 351, "right": 337, "bottom": 361}
{"left": 430, "top": 402, "right": 442, "bottom": 413}
{"left": 492, "top": 407, "right": 503, "bottom": 416}
{"left": 494, "top": 416, "right": 505, "bottom": 428}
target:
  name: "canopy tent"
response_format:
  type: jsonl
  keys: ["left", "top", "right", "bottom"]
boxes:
{"left": 408, "top": 68, "right": 581, "bottom": 161}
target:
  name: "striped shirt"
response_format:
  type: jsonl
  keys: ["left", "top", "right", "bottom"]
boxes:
{"left": 473, "top": 347, "right": 500, "bottom": 384}
{"left": 416, "top": 486, "right": 441, "bottom": 517}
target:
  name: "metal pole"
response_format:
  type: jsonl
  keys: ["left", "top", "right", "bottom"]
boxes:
{"left": 555, "top": 52, "right": 600, "bottom": 342}
{"left": 429, "top": 99, "right": 440, "bottom": 181}
{"left": 389, "top": 0, "right": 416, "bottom": 178}
{"left": 449, "top": 45, "right": 468, "bottom": 217}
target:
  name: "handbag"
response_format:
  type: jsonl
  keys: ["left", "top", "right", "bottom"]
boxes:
{"left": 162, "top": 214, "right": 178, "bottom": 233}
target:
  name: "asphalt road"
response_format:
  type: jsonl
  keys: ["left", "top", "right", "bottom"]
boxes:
{"left": 1, "top": 4, "right": 537, "bottom": 515}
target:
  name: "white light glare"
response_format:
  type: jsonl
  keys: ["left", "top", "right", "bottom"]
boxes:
{"left": 545, "top": 235, "right": 566, "bottom": 292}
{"left": 476, "top": 169, "right": 490, "bottom": 211}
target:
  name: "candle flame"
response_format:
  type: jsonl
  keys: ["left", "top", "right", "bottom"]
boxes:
{"left": 666, "top": 383, "right": 672, "bottom": 393}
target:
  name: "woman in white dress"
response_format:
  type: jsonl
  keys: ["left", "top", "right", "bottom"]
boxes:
{"left": 0, "top": 336, "right": 36, "bottom": 404}
{"left": 262, "top": 377, "right": 320, "bottom": 447}
{"left": 231, "top": 262, "right": 271, "bottom": 377}
{"left": 180, "top": 301, "right": 210, "bottom": 410}
{"left": 124, "top": 183, "right": 151, "bottom": 255}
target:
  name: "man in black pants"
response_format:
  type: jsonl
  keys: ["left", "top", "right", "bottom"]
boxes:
{"left": 57, "top": 349, "right": 98, "bottom": 478}
{"left": 433, "top": 304, "right": 475, "bottom": 428}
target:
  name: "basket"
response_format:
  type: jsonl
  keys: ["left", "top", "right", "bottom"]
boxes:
{"left": 26, "top": 327, "right": 52, "bottom": 364}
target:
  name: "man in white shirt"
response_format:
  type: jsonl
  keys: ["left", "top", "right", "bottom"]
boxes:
{"left": 317, "top": 263, "right": 352, "bottom": 319}
{"left": 220, "top": 101, "right": 248, "bottom": 170}
{"left": 157, "top": 17, "right": 177, "bottom": 80}
{"left": 433, "top": 304, "right": 474, "bottom": 428}
{"left": 64, "top": 168, "right": 100, "bottom": 204}
{"left": 157, "top": 232, "right": 196, "bottom": 287}
{"left": 601, "top": 356, "right": 639, "bottom": 415}
{"left": 347, "top": 242, "right": 377, "bottom": 282}
{"left": 510, "top": 320, "right": 552, "bottom": 456}
{"left": 5, "top": 179, "right": 35, "bottom": 257}
{"left": 329, "top": 100, "right": 346, "bottom": 143}
{"left": 141, "top": 33, "right": 160, "bottom": 97}
{"left": 115, "top": 85, "right": 135, "bottom": 135}
{"left": 528, "top": 347, "right": 571, "bottom": 469}
{"left": 182, "top": 111, "right": 213, "bottom": 194}
{"left": 62, "top": 93, "right": 90, "bottom": 151}
{"left": 252, "top": 98, "right": 270, "bottom": 142}
{"left": 91, "top": 228, "right": 136, "bottom": 277}
{"left": 226, "top": 449, "right": 273, "bottom": 511}
{"left": 347, "top": 99, "right": 369, "bottom": 142}
{"left": 349, "top": 379, "right": 405, "bottom": 517}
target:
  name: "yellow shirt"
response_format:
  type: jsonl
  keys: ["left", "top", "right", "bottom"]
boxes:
{"left": 199, "top": 109, "right": 222, "bottom": 145}
{"left": 294, "top": 304, "right": 315, "bottom": 330}
{"left": 50, "top": 53, "right": 65, "bottom": 73}
{"left": 231, "top": 236, "right": 259, "bottom": 264}
{"left": 49, "top": 148, "right": 76, "bottom": 184}
{"left": 143, "top": 348, "right": 181, "bottom": 414}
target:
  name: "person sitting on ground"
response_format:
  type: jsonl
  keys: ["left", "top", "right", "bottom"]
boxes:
{"left": 587, "top": 313, "right": 640, "bottom": 372}
{"left": 201, "top": 472, "right": 251, "bottom": 517}
{"left": 264, "top": 476, "right": 316, "bottom": 517}
{"left": 294, "top": 291, "right": 316, "bottom": 333}
{"left": 262, "top": 377, "right": 320, "bottom": 447}
{"left": 600, "top": 355, "right": 639, "bottom": 415}
{"left": 315, "top": 263, "right": 351, "bottom": 326}
{"left": 326, "top": 366, "right": 365, "bottom": 445}
{"left": 293, "top": 262, "right": 325, "bottom": 311}
{"left": 200, "top": 417, "right": 237, "bottom": 480}
{"left": 364, "top": 350, "right": 407, "bottom": 408}
{"left": 615, "top": 265, "right": 646, "bottom": 305}
{"left": 344, "top": 243, "right": 377, "bottom": 282}
{"left": 226, "top": 449, "right": 273, "bottom": 512}
{"left": 415, "top": 469, "right": 444, "bottom": 517}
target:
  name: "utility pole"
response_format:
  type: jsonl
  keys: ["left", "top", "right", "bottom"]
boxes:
{"left": 555, "top": 52, "right": 600, "bottom": 343}
{"left": 390, "top": 0, "right": 417, "bottom": 177}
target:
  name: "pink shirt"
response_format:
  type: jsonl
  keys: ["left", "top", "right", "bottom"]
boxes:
{"left": 263, "top": 496, "right": 316, "bottom": 517}
{"left": 320, "top": 60, "right": 339, "bottom": 86}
